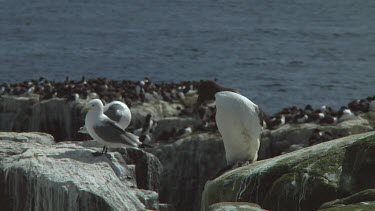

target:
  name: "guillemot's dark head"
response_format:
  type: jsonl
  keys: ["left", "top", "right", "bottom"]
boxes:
{"left": 197, "top": 80, "right": 236, "bottom": 105}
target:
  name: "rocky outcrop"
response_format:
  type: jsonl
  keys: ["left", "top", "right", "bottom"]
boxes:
{"left": 259, "top": 116, "right": 374, "bottom": 159}
{"left": 74, "top": 139, "right": 163, "bottom": 193}
{"left": 29, "top": 98, "right": 84, "bottom": 142}
{"left": 120, "top": 147, "right": 163, "bottom": 192}
{"left": 201, "top": 131, "right": 375, "bottom": 211}
{"left": 0, "top": 132, "right": 163, "bottom": 211}
{"left": 152, "top": 117, "right": 202, "bottom": 141}
{"left": 0, "top": 96, "right": 183, "bottom": 142}
{"left": 319, "top": 189, "right": 375, "bottom": 210}
{"left": 0, "top": 132, "right": 55, "bottom": 145}
{"left": 0, "top": 95, "right": 39, "bottom": 131}
{"left": 0, "top": 96, "right": 84, "bottom": 142}
{"left": 130, "top": 100, "right": 183, "bottom": 127}
{"left": 150, "top": 133, "right": 226, "bottom": 211}
{"left": 2, "top": 95, "right": 375, "bottom": 211}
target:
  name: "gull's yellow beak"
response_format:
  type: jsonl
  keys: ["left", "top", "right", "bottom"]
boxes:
{"left": 81, "top": 106, "right": 89, "bottom": 114}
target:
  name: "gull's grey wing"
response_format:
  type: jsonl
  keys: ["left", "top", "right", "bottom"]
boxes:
{"left": 104, "top": 103, "right": 124, "bottom": 123}
{"left": 93, "top": 119, "right": 140, "bottom": 147}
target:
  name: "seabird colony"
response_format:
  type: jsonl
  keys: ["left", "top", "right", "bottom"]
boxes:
{"left": 1, "top": 77, "right": 374, "bottom": 139}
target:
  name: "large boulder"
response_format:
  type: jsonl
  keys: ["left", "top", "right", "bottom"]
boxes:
{"left": 150, "top": 133, "right": 226, "bottom": 211}
{"left": 0, "top": 133, "right": 161, "bottom": 211}
{"left": 201, "top": 131, "right": 375, "bottom": 211}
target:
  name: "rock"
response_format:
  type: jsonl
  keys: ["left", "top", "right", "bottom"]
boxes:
{"left": 181, "top": 94, "right": 198, "bottom": 107}
{"left": 119, "top": 147, "right": 163, "bottom": 192}
{"left": 63, "top": 140, "right": 163, "bottom": 193}
{"left": 208, "top": 202, "right": 266, "bottom": 211}
{"left": 336, "top": 117, "right": 373, "bottom": 135}
{"left": 130, "top": 100, "right": 183, "bottom": 128}
{"left": 150, "top": 133, "right": 226, "bottom": 211}
{"left": 270, "top": 123, "right": 317, "bottom": 150}
{"left": 159, "top": 203, "right": 175, "bottom": 211}
{"left": 0, "top": 95, "right": 39, "bottom": 131}
{"left": 0, "top": 135, "right": 161, "bottom": 211}
{"left": 319, "top": 189, "right": 375, "bottom": 209}
{"left": 361, "top": 111, "right": 375, "bottom": 129}
{"left": 319, "top": 202, "right": 375, "bottom": 210}
{"left": 201, "top": 131, "right": 375, "bottom": 211}
{"left": 0, "top": 96, "right": 84, "bottom": 142}
{"left": 29, "top": 98, "right": 84, "bottom": 142}
{"left": 259, "top": 117, "right": 373, "bottom": 159}
{"left": 0, "top": 132, "right": 55, "bottom": 145}
{"left": 152, "top": 117, "right": 202, "bottom": 141}
{"left": 137, "top": 189, "right": 160, "bottom": 210}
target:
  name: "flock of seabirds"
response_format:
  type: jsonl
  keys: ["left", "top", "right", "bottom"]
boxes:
{"left": 1, "top": 77, "right": 375, "bottom": 173}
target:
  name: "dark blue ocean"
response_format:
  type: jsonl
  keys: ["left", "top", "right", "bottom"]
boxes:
{"left": 1, "top": 0, "right": 374, "bottom": 114}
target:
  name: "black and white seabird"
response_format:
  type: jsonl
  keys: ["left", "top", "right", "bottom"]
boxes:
{"left": 175, "top": 126, "right": 193, "bottom": 138}
{"left": 197, "top": 80, "right": 263, "bottom": 166}
{"left": 319, "top": 114, "right": 337, "bottom": 124}
{"left": 268, "top": 114, "right": 286, "bottom": 129}
{"left": 67, "top": 93, "right": 80, "bottom": 102}
{"left": 134, "top": 113, "right": 157, "bottom": 139}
